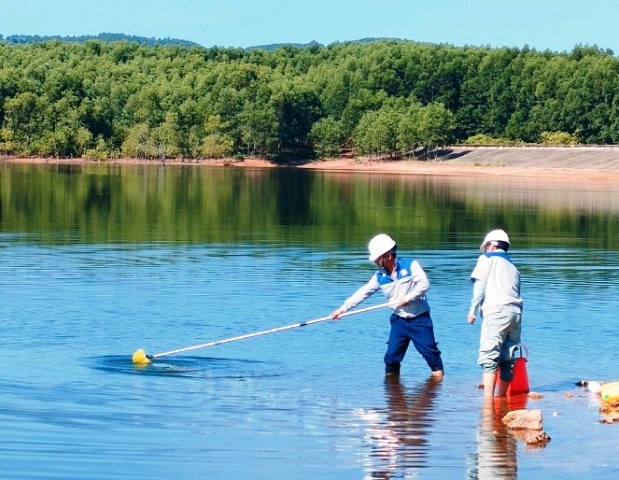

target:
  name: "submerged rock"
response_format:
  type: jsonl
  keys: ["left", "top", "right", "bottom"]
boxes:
{"left": 599, "top": 403, "right": 619, "bottom": 423}
{"left": 523, "top": 430, "right": 552, "bottom": 447}
{"left": 502, "top": 409, "right": 551, "bottom": 447}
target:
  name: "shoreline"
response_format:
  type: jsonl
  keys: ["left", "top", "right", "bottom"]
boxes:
{"left": 4, "top": 146, "right": 619, "bottom": 183}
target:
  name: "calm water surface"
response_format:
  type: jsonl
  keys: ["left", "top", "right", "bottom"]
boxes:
{"left": 1, "top": 163, "right": 619, "bottom": 479}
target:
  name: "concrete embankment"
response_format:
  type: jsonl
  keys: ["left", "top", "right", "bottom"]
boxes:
{"left": 440, "top": 145, "right": 619, "bottom": 170}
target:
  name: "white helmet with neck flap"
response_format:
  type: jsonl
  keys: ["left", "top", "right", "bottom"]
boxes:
{"left": 480, "top": 229, "right": 510, "bottom": 252}
{"left": 368, "top": 234, "right": 396, "bottom": 262}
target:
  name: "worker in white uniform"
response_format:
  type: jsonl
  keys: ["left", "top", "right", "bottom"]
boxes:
{"left": 468, "top": 229, "right": 523, "bottom": 398}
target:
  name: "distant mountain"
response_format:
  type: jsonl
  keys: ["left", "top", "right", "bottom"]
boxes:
{"left": 0, "top": 34, "right": 406, "bottom": 50}
{"left": 246, "top": 40, "right": 324, "bottom": 51}
{"left": 0, "top": 32, "right": 200, "bottom": 48}
{"left": 353, "top": 37, "right": 405, "bottom": 44}
{"left": 247, "top": 38, "right": 406, "bottom": 51}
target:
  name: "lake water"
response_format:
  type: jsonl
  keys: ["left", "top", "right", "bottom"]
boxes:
{"left": 1, "top": 162, "right": 619, "bottom": 479}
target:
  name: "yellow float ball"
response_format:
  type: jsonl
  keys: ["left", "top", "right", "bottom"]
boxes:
{"left": 132, "top": 349, "right": 151, "bottom": 365}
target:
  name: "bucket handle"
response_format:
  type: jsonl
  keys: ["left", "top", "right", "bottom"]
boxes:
{"left": 508, "top": 343, "right": 528, "bottom": 360}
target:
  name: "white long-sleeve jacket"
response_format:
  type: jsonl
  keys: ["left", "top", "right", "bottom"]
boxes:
{"left": 340, "top": 257, "right": 431, "bottom": 319}
{"left": 469, "top": 250, "right": 522, "bottom": 318}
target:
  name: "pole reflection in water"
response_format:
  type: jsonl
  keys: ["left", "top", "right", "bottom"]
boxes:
{"left": 361, "top": 376, "right": 441, "bottom": 479}
{"left": 467, "top": 395, "right": 527, "bottom": 480}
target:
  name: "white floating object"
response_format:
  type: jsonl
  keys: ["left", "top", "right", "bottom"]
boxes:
{"left": 587, "top": 381, "right": 601, "bottom": 394}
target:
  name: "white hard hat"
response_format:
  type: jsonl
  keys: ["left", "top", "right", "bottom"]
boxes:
{"left": 368, "top": 234, "right": 396, "bottom": 261}
{"left": 480, "top": 229, "right": 510, "bottom": 252}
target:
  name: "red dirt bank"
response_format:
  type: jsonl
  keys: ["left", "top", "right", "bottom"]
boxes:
{"left": 5, "top": 146, "right": 619, "bottom": 183}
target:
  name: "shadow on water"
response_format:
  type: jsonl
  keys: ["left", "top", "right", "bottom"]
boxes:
{"left": 360, "top": 376, "right": 442, "bottom": 478}
{"left": 275, "top": 168, "right": 313, "bottom": 225}
{"left": 360, "top": 379, "right": 532, "bottom": 479}
{"left": 466, "top": 395, "right": 528, "bottom": 480}
{"left": 92, "top": 355, "right": 283, "bottom": 379}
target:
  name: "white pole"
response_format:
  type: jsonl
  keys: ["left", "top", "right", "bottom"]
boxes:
{"left": 150, "top": 302, "right": 393, "bottom": 359}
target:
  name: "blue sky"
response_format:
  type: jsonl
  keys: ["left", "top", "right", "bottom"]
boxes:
{"left": 1, "top": 0, "right": 618, "bottom": 54}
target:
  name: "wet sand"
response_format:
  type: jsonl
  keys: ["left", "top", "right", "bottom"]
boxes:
{"left": 5, "top": 145, "right": 619, "bottom": 183}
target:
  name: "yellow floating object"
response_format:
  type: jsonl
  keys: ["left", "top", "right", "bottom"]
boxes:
{"left": 132, "top": 349, "right": 151, "bottom": 365}
{"left": 600, "top": 381, "right": 619, "bottom": 403}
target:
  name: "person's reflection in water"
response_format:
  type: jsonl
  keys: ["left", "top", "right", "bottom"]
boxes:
{"left": 467, "top": 395, "right": 525, "bottom": 480}
{"left": 365, "top": 376, "right": 441, "bottom": 479}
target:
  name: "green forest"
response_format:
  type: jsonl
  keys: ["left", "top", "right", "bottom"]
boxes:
{"left": 0, "top": 38, "right": 617, "bottom": 161}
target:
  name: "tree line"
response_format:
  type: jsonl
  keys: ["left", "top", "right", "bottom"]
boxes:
{"left": 0, "top": 39, "right": 617, "bottom": 161}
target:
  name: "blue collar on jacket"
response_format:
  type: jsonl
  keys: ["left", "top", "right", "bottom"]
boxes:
{"left": 483, "top": 251, "right": 513, "bottom": 264}
{"left": 375, "top": 257, "right": 414, "bottom": 284}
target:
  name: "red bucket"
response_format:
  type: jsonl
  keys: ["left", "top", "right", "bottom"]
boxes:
{"left": 506, "top": 344, "right": 530, "bottom": 396}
